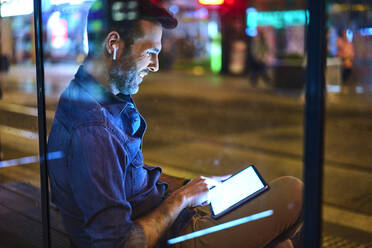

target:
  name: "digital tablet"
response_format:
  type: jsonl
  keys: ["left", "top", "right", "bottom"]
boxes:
{"left": 209, "top": 165, "right": 269, "bottom": 219}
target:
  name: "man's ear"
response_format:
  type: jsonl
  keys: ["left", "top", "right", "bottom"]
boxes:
{"left": 105, "top": 31, "right": 123, "bottom": 58}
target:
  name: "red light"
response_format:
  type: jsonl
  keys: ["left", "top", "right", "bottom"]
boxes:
{"left": 199, "top": 0, "right": 224, "bottom": 5}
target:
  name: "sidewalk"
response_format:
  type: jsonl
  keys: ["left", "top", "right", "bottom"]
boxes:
{"left": 1, "top": 63, "right": 372, "bottom": 109}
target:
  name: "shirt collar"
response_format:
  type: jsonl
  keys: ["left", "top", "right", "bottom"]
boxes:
{"left": 74, "top": 65, "right": 132, "bottom": 117}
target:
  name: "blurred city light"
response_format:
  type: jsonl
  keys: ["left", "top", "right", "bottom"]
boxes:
{"left": 355, "top": 86, "right": 364, "bottom": 94}
{"left": 169, "top": 5, "right": 179, "bottom": 15}
{"left": 360, "top": 27, "right": 372, "bottom": 36}
{"left": 208, "top": 21, "right": 221, "bottom": 73}
{"left": 83, "top": 29, "right": 89, "bottom": 55}
{"left": 195, "top": 8, "right": 209, "bottom": 19}
{"left": 49, "top": 0, "right": 86, "bottom": 5}
{"left": 326, "top": 85, "right": 341, "bottom": 93}
{"left": 246, "top": 8, "right": 258, "bottom": 36}
{"left": 198, "top": 0, "right": 224, "bottom": 6}
{"left": 331, "top": 3, "right": 370, "bottom": 12}
{"left": 246, "top": 27, "right": 258, "bottom": 37}
{"left": 247, "top": 9, "right": 309, "bottom": 29}
{"left": 0, "top": 0, "right": 33, "bottom": 17}
{"left": 112, "top": 1, "right": 138, "bottom": 21}
{"left": 210, "top": 40, "right": 222, "bottom": 73}
{"left": 208, "top": 21, "right": 219, "bottom": 37}
{"left": 47, "top": 12, "right": 69, "bottom": 49}
{"left": 346, "top": 29, "right": 353, "bottom": 42}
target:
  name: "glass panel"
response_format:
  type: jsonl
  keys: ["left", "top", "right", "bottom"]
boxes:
{"left": 142, "top": 0, "right": 306, "bottom": 246}
{"left": 0, "top": 3, "right": 44, "bottom": 247}
{"left": 41, "top": 0, "right": 85, "bottom": 247}
{"left": 323, "top": 1, "right": 372, "bottom": 247}
{"left": 44, "top": 0, "right": 305, "bottom": 247}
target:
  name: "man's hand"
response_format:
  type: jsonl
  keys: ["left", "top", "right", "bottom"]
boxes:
{"left": 175, "top": 176, "right": 211, "bottom": 208}
{"left": 177, "top": 174, "right": 231, "bottom": 208}
{"left": 206, "top": 174, "right": 232, "bottom": 183}
{"left": 135, "top": 174, "right": 231, "bottom": 248}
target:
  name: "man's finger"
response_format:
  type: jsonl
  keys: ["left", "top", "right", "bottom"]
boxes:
{"left": 204, "top": 178, "right": 221, "bottom": 189}
{"left": 208, "top": 174, "right": 232, "bottom": 182}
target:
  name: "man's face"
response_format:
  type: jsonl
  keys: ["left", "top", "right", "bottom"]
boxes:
{"left": 109, "top": 20, "right": 162, "bottom": 95}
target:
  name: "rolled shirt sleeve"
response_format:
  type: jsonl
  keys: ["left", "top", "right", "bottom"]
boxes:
{"left": 68, "top": 125, "right": 145, "bottom": 248}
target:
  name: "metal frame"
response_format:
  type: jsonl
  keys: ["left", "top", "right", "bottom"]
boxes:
{"left": 33, "top": 0, "right": 51, "bottom": 247}
{"left": 303, "top": 0, "right": 327, "bottom": 246}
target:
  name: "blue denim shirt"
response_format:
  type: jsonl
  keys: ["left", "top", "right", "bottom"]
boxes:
{"left": 48, "top": 66, "right": 177, "bottom": 247}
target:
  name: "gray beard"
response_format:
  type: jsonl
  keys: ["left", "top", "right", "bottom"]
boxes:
{"left": 109, "top": 66, "right": 138, "bottom": 95}
{"left": 108, "top": 53, "right": 139, "bottom": 95}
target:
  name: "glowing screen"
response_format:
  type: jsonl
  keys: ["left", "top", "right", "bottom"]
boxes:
{"left": 210, "top": 166, "right": 265, "bottom": 216}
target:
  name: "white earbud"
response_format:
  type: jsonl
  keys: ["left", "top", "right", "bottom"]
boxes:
{"left": 113, "top": 46, "right": 118, "bottom": 60}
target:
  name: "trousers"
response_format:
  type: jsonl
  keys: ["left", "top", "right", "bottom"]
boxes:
{"left": 174, "top": 176, "right": 303, "bottom": 248}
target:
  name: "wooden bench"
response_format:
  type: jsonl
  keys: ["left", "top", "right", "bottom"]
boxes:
{"left": 0, "top": 182, "right": 70, "bottom": 248}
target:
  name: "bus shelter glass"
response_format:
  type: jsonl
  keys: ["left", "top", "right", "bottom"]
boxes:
{"left": 321, "top": 1, "right": 372, "bottom": 247}
{"left": 43, "top": 0, "right": 306, "bottom": 247}
{"left": 0, "top": 1, "right": 62, "bottom": 246}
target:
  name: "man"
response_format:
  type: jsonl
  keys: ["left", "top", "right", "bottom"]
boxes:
{"left": 48, "top": 0, "right": 303, "bottom": 247}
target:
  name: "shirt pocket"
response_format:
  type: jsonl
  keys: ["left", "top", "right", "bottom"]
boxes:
{"left": 131, "top": 150, "right": 143, "bottom": 168}
{"left": 122, "top": 103, "right": 141, "bottom": 136}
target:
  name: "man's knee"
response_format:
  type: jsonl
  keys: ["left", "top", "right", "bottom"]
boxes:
{"left": 271, "top": 176, "right": 303, "bottom": 196}
{"left": 270, "top": 176, "right": 303, "bottom": 216}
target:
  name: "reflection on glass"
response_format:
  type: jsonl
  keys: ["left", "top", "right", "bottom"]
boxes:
{"left": 1, "top": 0, "right": 340, "bottom": 246}
{"left": 168, "top": 209, "right": 274, "bottom": 245}
{"left": 0, "top": 0, "right": 72, "bottom": 246}
{"left": 322, "top": 2, "right": 372, "bottom": 247}
{"left": 0, "top": 2, "right": 44, "bottom": 247}
{"left": 40, "top": 0, "right": 305, "bottom": 246}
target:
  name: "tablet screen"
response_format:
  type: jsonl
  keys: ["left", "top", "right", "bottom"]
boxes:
{"left": 209, "top": 166, "right": 267, "bottom": 217}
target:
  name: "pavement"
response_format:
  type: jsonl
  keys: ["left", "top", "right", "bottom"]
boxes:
{"left": 0, "top": 63, "right": 371, "bottom": 247}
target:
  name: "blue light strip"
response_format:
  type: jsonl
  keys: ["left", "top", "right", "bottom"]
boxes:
{"left": 0, "top": 155, "right": 38, "bottom": 168}
{"left": 0, "top": 151, "right": 64, "bottom": 168}
{"left": 168, "top": 209, "right": 273, "bottom": 245}
{"left": 360, "top": 27, "right": 372, "bottom": 36}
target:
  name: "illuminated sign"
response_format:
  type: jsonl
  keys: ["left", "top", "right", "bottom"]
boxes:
{"left": 208, "top": 21, "right": 221, "bottom": 73}
{"left": 49, "top": 0, "right": 85, "bottom": 5}
{"left": 48, "top": 12, "right": 68, "bottom": 49}
{"left": 198, "top": 0, "right": 224, "bottom": 6}
{"left": 331, "top": 4, "right": 370, "bottom": 12}
{"left": 246, "top": 8, "right": 309, "bottom": 30}
{"left": 0, "top": 0, "right": 33, "bottom": 17}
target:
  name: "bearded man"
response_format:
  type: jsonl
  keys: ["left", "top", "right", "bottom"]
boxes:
{"left": 48, "top": 0, "right": 303, "bottom": 247}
